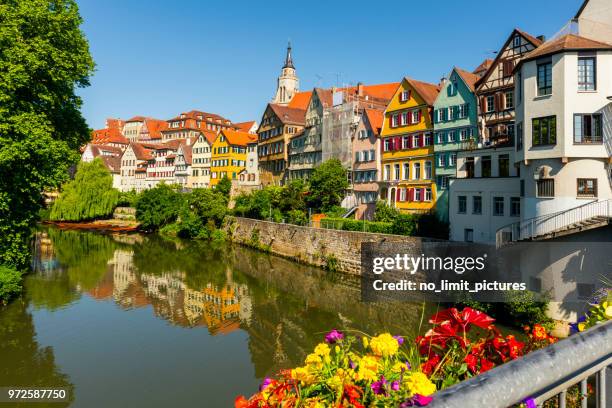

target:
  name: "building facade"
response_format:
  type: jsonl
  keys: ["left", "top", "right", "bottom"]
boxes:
{"left": 189, "top": 131, "right": 216, "bottom": 188}
{"left": 272, "top": 43, "right": 299, "bottom": 105}
{"left": 380, "top": 78, "right": 440, "bottom": 213}
{"left": 174, "top": 140, "right": 193, "bottom": 189}
{"left": 433, "top": 67, "right": 480, "bottom": 221}
{"left": 210, "top": 129, "right": 257, "bottom": 186}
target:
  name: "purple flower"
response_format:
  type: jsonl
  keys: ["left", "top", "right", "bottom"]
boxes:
{"left": 523, "top": 398, "right": 537, "bottom": 408}
{"left": 400, "top": 394, "right": 433, "bottom": 407}
{"left": 393, "top": 335, "right": 405, "bottom": 345}
{"left": 391, "top": 381, "right": 400, "bottom": 391}
{"left": 325, "top": 329, "right": 344, "bottom": 344}
{"left": 259, "top": 378, "right": 272, "bottom": 392}
{"left": 371, "top": 376, "right": 388, "bottom": 396}
{"left": 405, "top": 361, "right": 411, "bottom": 370}
{"left": 348, "top": 359, "right": 356, "bottom": 369}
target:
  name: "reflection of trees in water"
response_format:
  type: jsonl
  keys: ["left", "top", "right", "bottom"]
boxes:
{"left": 0, "top": 299, "right": 74, "bottom": 407}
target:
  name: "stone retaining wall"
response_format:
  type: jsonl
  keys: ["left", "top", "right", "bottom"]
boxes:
{"left": 224, "top": 216, "right": 425, "bottom": 275}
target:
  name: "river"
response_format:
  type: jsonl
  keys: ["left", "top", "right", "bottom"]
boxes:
{"left": 0, "top": 227, "right": 434, "bottom": 407}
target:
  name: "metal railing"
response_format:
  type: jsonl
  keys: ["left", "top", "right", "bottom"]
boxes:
{"left": 496, "top": 199, "right": 612, "bottom": 247}
{"left": 428, "top": 320, "right": 612, "bottom": 408}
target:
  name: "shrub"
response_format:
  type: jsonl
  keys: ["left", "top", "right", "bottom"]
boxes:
{"left": 50, "top": 158, "right": 119, "bottom": 221}
{"left": 391, "top": 213, "right": 417, "bottom": 236}
{"left": 215, "top": 176, "right": 232, "bottom": 198}
{"left": 501, "top": 290, "right": 553, "bottom": 329}
{"left": 306, "top": 159, "right": 349, "bottom": 212}
{"left": 117, "top": 190, "right": 140, "bottom": 207}
{"left": 320, "top": 218, "right": 393, "bottom": 234}
{"left": 286, "top": 209, "right": 308, "bottom": 226}
{"left": 374, "top": 200, "right": 400, "bottom": 222}
{"left": 135, "top": 184, "right": 184, "bottom": 231}
{"left": 0, "top": 266, "right": 22, "bottom": 305}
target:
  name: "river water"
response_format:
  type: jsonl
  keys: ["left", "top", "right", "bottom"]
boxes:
{"left": 0, "top": 227, "right": 433, "bottom": 407}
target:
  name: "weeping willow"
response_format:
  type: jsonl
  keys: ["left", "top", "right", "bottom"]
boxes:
{"left": 50, "top": 158, "right": 119, "bottom": 221}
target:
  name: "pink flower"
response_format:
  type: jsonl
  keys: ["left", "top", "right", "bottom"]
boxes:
{"left": 400, "top": 394, "right": 433, "bottom": 407}
{"left": 325, "top": 329, "right": 344, "bottom": 344}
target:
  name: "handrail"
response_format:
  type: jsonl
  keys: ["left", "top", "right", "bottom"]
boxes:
{"left": 427, "top": 320, "right": 612, "bottom": 408}
{"left": 497, "top": 199, "right": 611, "bottom": 247}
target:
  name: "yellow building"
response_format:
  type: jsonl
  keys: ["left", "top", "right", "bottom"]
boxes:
{"left": 210, "top": 129, "right": 257, "bottom": 186}
{"left": 380, "top": 77, "right": 440, "bottom": 213}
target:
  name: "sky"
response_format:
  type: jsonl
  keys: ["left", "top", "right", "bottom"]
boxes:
{"left": 77, "top": 0, "right": 583, "bottom": 129}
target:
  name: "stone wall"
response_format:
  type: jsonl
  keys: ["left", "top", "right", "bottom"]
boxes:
{"left": 224, "top": 216, "right": 424, "bottom": 275}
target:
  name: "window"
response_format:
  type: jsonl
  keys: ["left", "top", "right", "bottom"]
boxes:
{"left": 464, "top": 228, "right": 474, "bottom": 243}
{"left": 392, "top": 114, "right": 399, "bottom": 127}
{"left": 472, "top": 196, "right": 482, "bottom": 214}
{"left": 493, "top": 197, "right": 504, "bottom": 216}
{"left": 413, "top": 163, "right": 421, "bottom": 179}
{"left": 481, "top": 156, "right": 491, "bottom": 178}
{"left": 459, "top": 128, "right": 469, "bottom": 141}
{"left": 402, "top": 135, "right": 410, "bottom": 149}
{"left": 517, "top": 122, "right": 523, "bottom": 150}
{"left": 577, "top": 179, "right": 597, "bottom": 197}
{"left": 424, "top": 161, "right": 432, "bottom": 179}
{"left": 415, "top": 188, "right": 422, "bottom": 201}
{"left": 458, "top": 196, "right": 467, "bottom": 214}
{"left": 403, "top": 163, "right": 409, "bottom": 180}
{"left": 537, "top": 60, "right": 552, "bottom": 96}
{"left": 486, "top": 95, "right": 495, "bottom": 112}
{"left": 505, "top": 91, "right": 513, "bottom": 109}
{"left": 437, "top": 133, "right": 444, "bottom": 144}
{"left": 384, "top": 139, "right": 391, "bottom": 151}
{"left": 532, "top": 116, "right": 556, "bottom": 146}
{"left": 424, "top": 133, "right": 432, "bottom": 146}
{"left": 503, "top": 59, "right": 514, "bottom": 77}
{"left": 459, "top": 104, "right": 468, "bottom": 118}
{"left": 510, "top": 197, "right": 520, "bottom": 217}
{"left": 436, "top": 109, "right": 444, "bottom": 123}
{"left": 394, "top": 164, "right": 400, "bottom": 180}
{"left": 400, "top": 90, "right": 410, "bottom": 102}
{"left": 400, "top": 188, "right": 407, "bottom": 201}
{"left": 513, "top": 36, "right": 521, "bottom": 48}
{"left": 384, "top": 165, "right": 390, "bottom": 180}
{"left": 537, "top": 179, "right": 555, "bottom": 198}
{"left": 499, "top": 154, "right": 509, "bottom": 177}
{"left": 438, "top": 154, "right": 446, "bottom": 167}
{"left": 465, "top": 158, "right": 475, "bottom": 178}
{"left": 425, "top": 188, "right": 432, "bottom": 201}
{"left": 412, "top": 110, "right": 420, "bottom": 124}
{"left": 449, "top": 153, "right": 456, "bottom": 166}
{"left": 438, "top": 176, "right": 449, "bottom": 189}
{"left": 574, "top": 114, "right": 603, "bottom": 144}
{"left": 448, "top": 131, "right": 456, "bottom": 142}
{"left": 577, "top": 56, "right": 596, "bottom": 91}
{"left": 401, "top": 112, "right": 408, "bottom": 126}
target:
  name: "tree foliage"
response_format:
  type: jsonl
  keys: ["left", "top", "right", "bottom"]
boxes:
{"left": 136, "top": 184, "right": 184, "bottom": 231}
{"left": 0, "top": 0, "right": 95, "bottom": 267}
{"left": 215, "top": 176, "right": 232, "bottom": 199}
{"left": 306, "top": 159, "right": 349, "bottom": 213}
{"left": 50, "top": 159, "right": 119, "bottom": 221}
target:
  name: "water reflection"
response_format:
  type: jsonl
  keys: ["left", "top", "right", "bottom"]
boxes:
{"left": 2, "top": 228, "right": 428, "bottom": 406}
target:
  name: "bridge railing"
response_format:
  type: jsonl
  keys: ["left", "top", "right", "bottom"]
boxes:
{"left": 428, "top": 320, "right": 612, "bottom": 408}
{"left": 496, "top": 199, "right": 611, "bottom": 247}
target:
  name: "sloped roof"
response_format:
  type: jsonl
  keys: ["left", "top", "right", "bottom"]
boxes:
{"left": 100, "top": 155, "right": 121, "bottom": 173}
{"left": 269, "top": 104, "right": 306, "bottom": 125}
{"left": 181, "top": 144, "right": 193, "bottom": 165}
{"left": 219, "top": 129, "right": 257, "bottom": 146}
{"left": 287, "top": 91, "right": 312, "bottom": 109}
{"left": 130, "top": 143, "right": 153, "bottom": 160}
{"left": 454, "top": 67, "right": 481, "bottom": 92}
{"left": 91, "top": 127, "right": 129, "bottom": 145}
{"left": 345, "top": 82, "right": 400, "bottom": 103}
{"left": 125, "top": 116, "right": 147, "bottom": 123}
{"left": 364, "top": 109, "right": 384, "bottom": 135}
{"left": 404, "top": 78, "right": 441, "bottom": 106}
{"left": 472, "top": 59, "right": 493, "bottom": 77}
{"left": 200, "top": 130, "right": 218, "bottom": 145}
{"left": 143, "top": 118, "right": 168, "bottom": 139}
{"left": 314, "top": 88, "right": 334, "bottom": 108}
{"left": 234, "top": 121, "right": 257, "bottom": 133}
{"left": 168, "top": 110, "right": 232, "bottom": 124}
{"left": 517, "top": 34, "right": 612, "bottom": 65}
{"left": 516, "top": 29, "right": 545, "bottom": 47}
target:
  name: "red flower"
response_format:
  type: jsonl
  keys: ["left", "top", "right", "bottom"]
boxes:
{"left": 479, "top": 358, "right": 494, "bottom": 372}
{"left": 421, "top": 354, "right": 441, "bottom": 377}
{"left": 234, "top": 396, "right": 249, "bottom": 408}
{"left": 342, "top": 384, "right": 365, "bottom": 408}
{"left": 464, "top": 353, "right": 479, "bottom": 374}
{"left": 429, "top": 307, "right": 495, "bottom": 332}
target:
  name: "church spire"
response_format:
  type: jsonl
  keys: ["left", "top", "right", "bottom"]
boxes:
{"left": 283, "top": 41, "right": 294, "bottom": 69}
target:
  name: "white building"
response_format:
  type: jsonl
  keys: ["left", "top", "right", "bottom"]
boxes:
{"left": 449, "top": 147, "right": 521, "bottom": 243}
{"left": 514, "top": 33, "right": 612, "bottom": 221}
{"left": 189, "top": 131, "right": 216, "bottom": 188}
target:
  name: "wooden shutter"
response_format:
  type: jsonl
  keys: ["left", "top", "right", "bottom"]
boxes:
{"left": 396, "top": 188, "right": 401, "bottom": 201}
{"left": 480, "top": 96, "right": 486, "bottom": 114}
{"left": 420, "top": 188, "right": 425, "bottom": 202}
{"left": 409, "top": 188, "right": 414, "bottom": 201}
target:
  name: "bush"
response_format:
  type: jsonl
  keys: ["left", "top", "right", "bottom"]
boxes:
{"left": 0, "top": 266, "right": 22, "bottom": 305}
{"left": 215, "top": 176, "right": 232, "bottom": 198}
{"left": 117, "top": 190, "right": 140, "bottom": 207}
{"left": 136, "top": 184, "right": 184, "bottom": 231}
{"left": 501, "top": 290, "right": 553, "bottom": 329}
{"left": 50, "top": 158, "right": 119, "bottom": 221}
{"left": 391, "top": 213, "right": 417, "bottom": 236}
{"left": 306, "top": 159, "right": 349, "bottom": 212}
{"left": 321, "top": 218, "right": 393, "bottom": 234}
{"left": 373, "top": 200, "right": 400, "bottom": 222}
{"left": 286, "top": 209, "right": 308, "bottom": 226}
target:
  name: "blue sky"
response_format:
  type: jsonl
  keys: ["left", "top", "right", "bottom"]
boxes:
{"left": 77, "top": 0, "right": 582, "bottom": 129}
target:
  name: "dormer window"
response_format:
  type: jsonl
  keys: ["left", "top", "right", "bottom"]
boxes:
{"left": 513, "top": 36, "right": 521, "bottom": 48}
{"left": 399, "top": 90, "right": 410, "bottom": 102}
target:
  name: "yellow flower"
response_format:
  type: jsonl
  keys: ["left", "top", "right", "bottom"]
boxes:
{"left": 305, "top": 353, "right": 322, "bottom": 366}
{"left": 314, "top": 343, "right": 331, "bottom": 357}
{"left": 362, "top": 336, "right": 369, "bottom": 349}
{"left": 605, "top": 305, "right": 612, "bottom": 319}
{"left": 404, "top": 372, "right": 437, "bottom": 396}
{"left": 335, "top": 345, "right": 341, "bottom": 354}
{"left": 292, "top": 366, "right": 316, "bottom": 385}
{"left": 578, "top": 322, "right": 586, "bottom": 332}
{"left": 370, "top": 333, "right": 399, "bottom": 357}
{"left": 354, "top": 355, "right": 379, "bottom": 382}
{"left": 392, "top": 361, "right": 407, "bottom": 373}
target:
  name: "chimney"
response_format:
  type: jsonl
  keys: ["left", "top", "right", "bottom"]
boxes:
{"left": 537, "top": 35, "right": 546, "bottom": 42}
{"left": 357, "top": 82, "right": 364, "bottom": 97}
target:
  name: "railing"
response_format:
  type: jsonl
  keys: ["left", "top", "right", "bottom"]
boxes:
{"left": 496, "top": 199, "right": 612, "bottom": 247}
{"left": 428, "top": 320, "right": 612, "bottom": 408}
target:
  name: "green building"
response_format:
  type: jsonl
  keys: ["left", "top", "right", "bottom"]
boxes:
{"left": 432, "top": 67, "right": 480, "bottom": 222}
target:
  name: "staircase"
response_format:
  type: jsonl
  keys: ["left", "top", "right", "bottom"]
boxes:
{"left": 496, "top": 199, "right": 612, "bottom": 248}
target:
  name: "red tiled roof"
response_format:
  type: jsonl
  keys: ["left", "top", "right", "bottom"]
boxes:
{"left": 314, "top": 88, "right": 333, "bottom": 107}
{"left": 287, "top": 91, "right": 312, "bottom": 110}
{"left": 234, "top": 121, "right": 257, "bottom": 133}
{"left": 142, "top": 118, "right": 168, "bottom": 140}
{"left": 472, "top": 59, "right": 493, "bottom": 77}
{"left": 91, "top": 127, "right": 129, "bottom": 145}
{"left": 344, "top": 82, "right": 400, "bottom": 103}
{"left": 268, "top": 104, "right": 306, "bottom": 125}
{"left": 363, "top": 109, "right": 384, "bottom": 135}
{"left": 454, "top": 67, "right": 481, "bottom": 92}
{"left": 516, "top": 28, "right": 545, "bottom": 47}
{"left": 180, "top": 144, "right": 193, "bottom": 165}
{"left": 125, "top": 116, "right": 147, "bottom": 123}
{"left": 219, "top": 129, "right": 257, "bottom": 146}
{"left": 130, "top": 143, "right": 153, "bottom": 160}
{"left": 168, "top": 110, "right": 232, "bottom": 124}
{"left": 100, "top": 155, "right": 121, "bottom": 173}
{"left": 517, "top": 34, "right": 612, "bottom": 65}
{"left": 200, "top": 130, "right": 218, "bottom": 145}
{"left": 403, "top": 78, "right": 441, "bottom": 106}
{"left": 88, "top": 144, "right": 123, "bottom": 158}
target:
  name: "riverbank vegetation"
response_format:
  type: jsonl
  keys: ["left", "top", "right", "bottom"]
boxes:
{"left": 0, "top": 0, "right": 94, "bottom": 303}
{"left": 236, "top": 307, "right": 558, "bottom": 407}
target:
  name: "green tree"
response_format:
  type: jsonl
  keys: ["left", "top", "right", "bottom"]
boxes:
{"left": 136, "top": 184, "right": 184, "bottom": 231}
{"left": 0, "top": 0, "right": 94, "bottom": 268}
{"left": 187, "top": 188, "right": 228, "bottom": 228}
{"left": 50, "top": 158, "right": 119, "bottom": 221}
{"left": 373, "top": 200, "right": 400, "bottom": 222}
{"left": 215, "top": 176, "right": 232, "bottom": 198}
{"left": 306, "top": 159, "right": 349, "bottom": 213}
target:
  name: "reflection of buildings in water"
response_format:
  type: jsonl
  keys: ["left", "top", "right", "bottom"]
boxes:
{"left": 109, "top": 249, "right": 136, "bottom": 304}
{"left": 140, "top": 272, "right": 187, "bottom": 324}
{"left": 31, "top": 232, "right": 60, "bottom": 276}
{"left": 183, "top": 283, "right": 248, "bottom": 335}
{"left": 236, "top": 284, "right": 252, "bottom": 325}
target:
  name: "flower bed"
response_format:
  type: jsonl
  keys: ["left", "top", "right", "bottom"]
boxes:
{"left": 236, "top": 307, "right": 557, "bottom": 407}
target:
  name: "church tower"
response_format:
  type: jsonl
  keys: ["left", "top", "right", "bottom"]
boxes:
{"left": 272, "top": 42, "right": 299, "bottom": 105}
